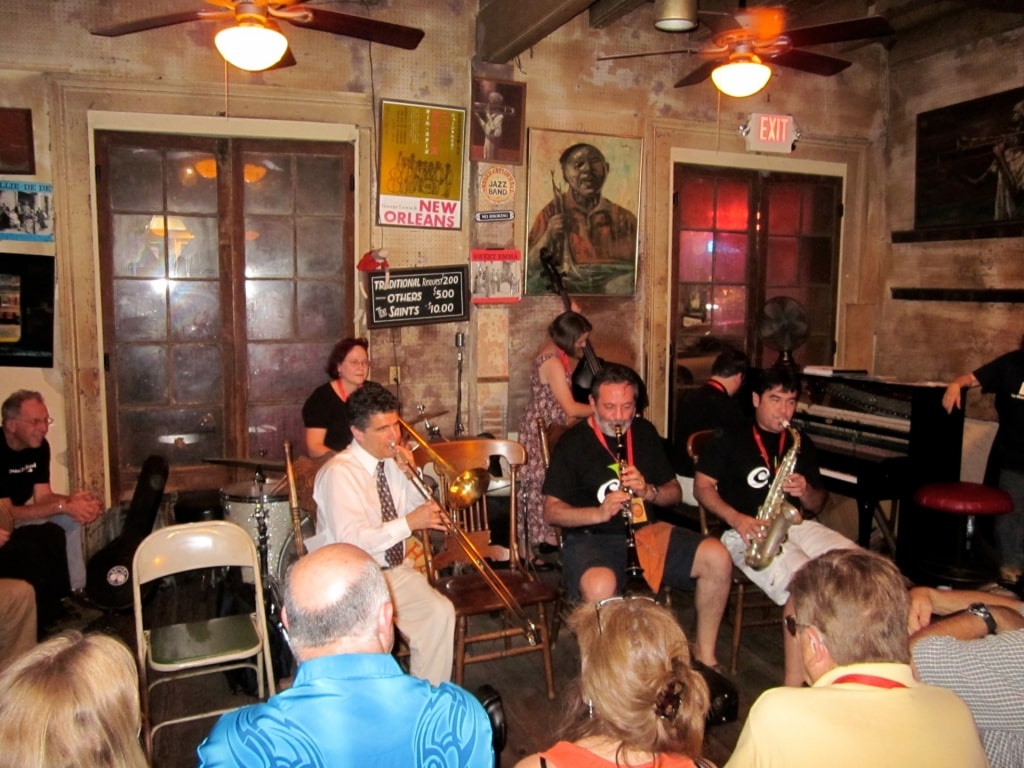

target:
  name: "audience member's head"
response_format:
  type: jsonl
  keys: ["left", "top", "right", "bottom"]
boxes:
{"left": 559, "top": 597, "right": 709, "bottom": 762}
{"left": 282, "top": 542, "right": 394, "bottom": 662}
{"left": 0, "top": 630, "right": 147, "bottom": 768}
{"left": 788, "top": 549, "right": 910, "bottom": 683}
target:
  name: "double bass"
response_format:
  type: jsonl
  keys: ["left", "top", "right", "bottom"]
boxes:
{"left": 540, "top": 248, "right": 603, "bottom": 404}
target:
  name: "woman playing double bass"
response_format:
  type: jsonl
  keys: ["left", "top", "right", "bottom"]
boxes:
{"left": 518, "top": 310, "right": 595, "bottom": 564}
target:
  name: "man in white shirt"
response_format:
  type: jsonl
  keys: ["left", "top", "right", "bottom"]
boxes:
{"left": 311, "top": 382, "right": 454, "bottom": 685}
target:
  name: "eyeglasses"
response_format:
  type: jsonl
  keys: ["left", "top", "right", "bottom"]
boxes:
{"left": 783, "top": 614, "right": 811, "bottom": 637}
{"left": 16, "top": 417, "right": 54, "bottom": 428}
{"left": 595, "top": 594, "right": 657, "bottom": 634}
{"left": 346, "top": 359, "right": 371, "bottom": 368}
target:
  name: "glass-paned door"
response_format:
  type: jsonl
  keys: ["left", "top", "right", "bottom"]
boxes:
{"left": 96, "top": 132, "right": 354, "bottom": 496}
{"left": 670, "top": 164, "right": 842, "bottom": 438}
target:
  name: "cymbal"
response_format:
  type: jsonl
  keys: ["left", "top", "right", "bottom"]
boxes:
{"left": 407, "top": 409, "right": 449, "bottom": 426}
{"left": 204, "top": 457, "right": 286, "bottom": 472}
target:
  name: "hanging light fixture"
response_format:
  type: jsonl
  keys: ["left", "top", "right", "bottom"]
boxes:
{"left": 711, "top": 52, "right": 772, "bottom": 98}
{"left": 654, "top": 0, "right": 698, "bottom": 32}
{"left": 214, "top": 16, "right": 288, "bottom": 72}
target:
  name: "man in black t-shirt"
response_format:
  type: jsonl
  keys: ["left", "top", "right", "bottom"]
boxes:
{"left": 944, "top": 339, "right": 1024, "bottom": 587}
{"left": 543, "top": 364, "right": 731, "bottom": 669}
{"left": 694, "top": 367, "right": 858, "bottom": 685}
{"left": 1, "top": 390, "right": 103, "bottom": 629}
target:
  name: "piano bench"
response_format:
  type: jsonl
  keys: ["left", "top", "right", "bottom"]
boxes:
{"left": 909, "top": 482, "right": 1012, "bottom": 587}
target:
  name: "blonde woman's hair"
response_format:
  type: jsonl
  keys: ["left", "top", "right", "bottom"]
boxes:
{"left": 559, "top": 598, "right": 710, "bottom": 762}
{"left": 0, "top": 631, "right": 148, "bottom": 768}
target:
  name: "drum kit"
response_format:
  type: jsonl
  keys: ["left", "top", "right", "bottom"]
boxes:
{"left": 204, "top": 456, "right": 309, "bottom": 588}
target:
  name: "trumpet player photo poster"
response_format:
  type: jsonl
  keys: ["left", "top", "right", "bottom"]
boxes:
{"left": 378, "top": 99, "right": 465, "bottom": 230}
{"left": 525, "top": 129, "right": 641, "bottom": 296}
{"left": 469, "top": 78, "right": 526, "bottom": 165}
{"left": 914, "top": 85, "right": 1024, "bottom": 230}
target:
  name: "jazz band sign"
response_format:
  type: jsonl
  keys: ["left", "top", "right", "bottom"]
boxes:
{"left": 367, "top": 265, "right": 470, "bottom": 329}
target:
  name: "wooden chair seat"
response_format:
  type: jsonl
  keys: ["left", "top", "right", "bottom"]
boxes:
{"left": 414, "top": 438, "right": 557, "bottom": 699}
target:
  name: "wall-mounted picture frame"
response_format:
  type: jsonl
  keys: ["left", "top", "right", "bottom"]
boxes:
{"left": 471, "top": 248, "right": 522, "bottom": 304}
{"left": 469, "top": 78, "right": 526, "bottom": 165}
{"left": 377, "top": 99, "right": 466, "bottom": 231}
{"left": 0, "top": 253, "right": 54, "bottom": 368}
{"left": 525, "top": 129, "right": 642, "bottom": 297}
{"left": 0, "top": 109, "right": 35, "bottom": 175}
{"left": 914, "top": 86, "right": 1024, "bottom": 232}
{"left": 0, "top": 180, "right": 54, "bottom": 243}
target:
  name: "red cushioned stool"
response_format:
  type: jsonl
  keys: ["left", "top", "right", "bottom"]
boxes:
{"left": 910, "top": 482, "right": 1012, "bottom": 586}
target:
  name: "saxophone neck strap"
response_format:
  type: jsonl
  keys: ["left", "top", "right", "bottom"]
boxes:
{"left": 752, "top": 426, "right": 788, "bottom": 474}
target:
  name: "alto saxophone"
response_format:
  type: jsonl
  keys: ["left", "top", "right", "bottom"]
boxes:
{"left": 745, "top": 421, "right": 802, "bottom": 571}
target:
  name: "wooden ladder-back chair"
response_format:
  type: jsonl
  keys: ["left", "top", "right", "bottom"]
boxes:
{"left": 688, "top": 429, "right": 781, "bottom": 675}
{"left": 132, "top": 521, "right": 276, "bottom": 758}
{"left": 413, "top": 438, "right": 557, "bottom": 700}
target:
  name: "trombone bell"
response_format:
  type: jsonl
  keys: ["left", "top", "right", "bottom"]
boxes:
{"left": 448, "top": 468, "right": 490, "bottom": 508}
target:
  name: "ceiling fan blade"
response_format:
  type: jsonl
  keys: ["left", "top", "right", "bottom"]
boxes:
{"left": 599, "top": 47, "right": 702, "bottom": 62}
{"left": 91, "top": 9, "right": 213, "bottom": 37}
{"left": 675, "top": 60, "right": 720, "bottom": 88}
{"left": 285, "top": 8, "right": 424, "bottom": 50}
{"left": 784, "top": 16, "right": 894, "bottom": 49}
{"left": 770, "top": 49, "right": 852, "bottom": 77}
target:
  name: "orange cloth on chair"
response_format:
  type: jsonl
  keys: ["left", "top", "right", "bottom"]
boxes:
{"left": 635, "top": 521, "right": 673, "bottom": 593}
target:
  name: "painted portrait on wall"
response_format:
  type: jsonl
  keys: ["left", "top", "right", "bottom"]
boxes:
{"left": 524, "top": 129, "right": 641, "bottom": 297}
{"left": 469, "top": 78, "right": 526, "bottom": 165}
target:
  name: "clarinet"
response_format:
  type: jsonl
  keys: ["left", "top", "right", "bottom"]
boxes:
{"left": 614, "top": 426, "right": 652, "bottom": 597}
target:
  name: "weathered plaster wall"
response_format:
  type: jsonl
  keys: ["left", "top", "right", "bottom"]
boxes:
{"left": 880, "top": 26, "right": 1024, "bottom": 414}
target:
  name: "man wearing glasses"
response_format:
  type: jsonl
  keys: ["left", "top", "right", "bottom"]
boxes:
{"left": 727, "top": 549, "right": 987, "bottom": 768}
{"left": 0, "top": 390, "right": 103, "bottom": 629}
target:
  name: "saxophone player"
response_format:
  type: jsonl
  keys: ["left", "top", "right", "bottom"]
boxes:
{"left": 543, "top": 363, "right": 733, "bottom": 670}
{"left": 694, "top": 366, "right": 859, "bottom": 687}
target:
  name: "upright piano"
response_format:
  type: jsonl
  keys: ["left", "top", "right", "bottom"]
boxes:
{"left": 793, "top": 371, "right": 964, "bottom": 553}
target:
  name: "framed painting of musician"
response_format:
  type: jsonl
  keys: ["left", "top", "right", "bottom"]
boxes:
{"left": 469, "top": 78, "right": 526, "bottom": 165}
{"left": 524, "top": 129, "right": 641, "bottom": 297}
{"left": 913, "top": 86, "right": 1024, "bottom": 233}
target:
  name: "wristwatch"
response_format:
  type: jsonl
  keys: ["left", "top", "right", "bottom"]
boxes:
{"left": 966, "top": 602, "right": 997, "bottom": 635}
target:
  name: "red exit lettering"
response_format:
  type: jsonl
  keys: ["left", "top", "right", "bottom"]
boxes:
{"left": 757, "top": 114, "right": 792, "bottom": 143}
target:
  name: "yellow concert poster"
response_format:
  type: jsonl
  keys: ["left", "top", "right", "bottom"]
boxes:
{"left": 378, "top": 100, "right": 465, "bottom": 230}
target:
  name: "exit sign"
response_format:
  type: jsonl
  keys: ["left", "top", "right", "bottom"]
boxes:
{"left": 743, "top": 113, "right": 801, "bottom": 154}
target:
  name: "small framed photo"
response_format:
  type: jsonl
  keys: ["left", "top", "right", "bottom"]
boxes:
{"left": 470, "top": 78, "right": 526, "bottom": 165}
{"left": 0, "top": 109, "right": 35, "bottom": 175}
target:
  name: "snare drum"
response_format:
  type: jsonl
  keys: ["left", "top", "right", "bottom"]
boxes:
{"left": 221, "top": 480, "right": 290, "bottom": 577}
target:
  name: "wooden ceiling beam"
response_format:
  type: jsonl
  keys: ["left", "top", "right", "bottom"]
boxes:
{"left": 588, "top": 0, "right": 650, "bottom": 29}
{"left": 477, "top": 0, "right": 594, "bottom": 63}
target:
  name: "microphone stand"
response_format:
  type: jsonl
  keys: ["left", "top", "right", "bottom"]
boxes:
{"left": 455, "top": 332, "right": 466, "bottom": 437}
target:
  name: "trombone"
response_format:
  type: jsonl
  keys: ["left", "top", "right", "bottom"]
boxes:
{"left": 392, "top": 417, "right": 541, "bottom": 646}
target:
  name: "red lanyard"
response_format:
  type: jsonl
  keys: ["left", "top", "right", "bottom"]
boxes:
{"left": 555, "top": 348, "right": 572, "bottom": 376}
{"left": 752, "top": 427, "right": 787, "bottom": 474}
{"left": 706, "top": 379, "right": 727, "bottom": 394}
{"left": 335, "top": 380, "right": 348, "bottom": 402}
{"left": 590, "top": 418, "right": 633, "bottom": 467}
{"left": 832, "top": 674, "right": 907, "bottom": 689}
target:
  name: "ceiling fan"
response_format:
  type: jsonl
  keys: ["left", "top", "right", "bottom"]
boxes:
{"left": 599, "top": 4, "right": 893, "bottom": 97}
{"left": 91, "top": 0, "right": 425, "bottom": 72}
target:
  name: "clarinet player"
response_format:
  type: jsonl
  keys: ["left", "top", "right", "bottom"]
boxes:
{"left": 694, "top": 366, "right": 859, "bottom": 685}
{"left": 543, "top": 363, "right": 732, "bottom": 670}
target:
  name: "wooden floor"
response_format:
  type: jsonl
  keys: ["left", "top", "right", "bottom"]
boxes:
{"left": 78, "top": 563, "right": 784, "bottom": 768}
